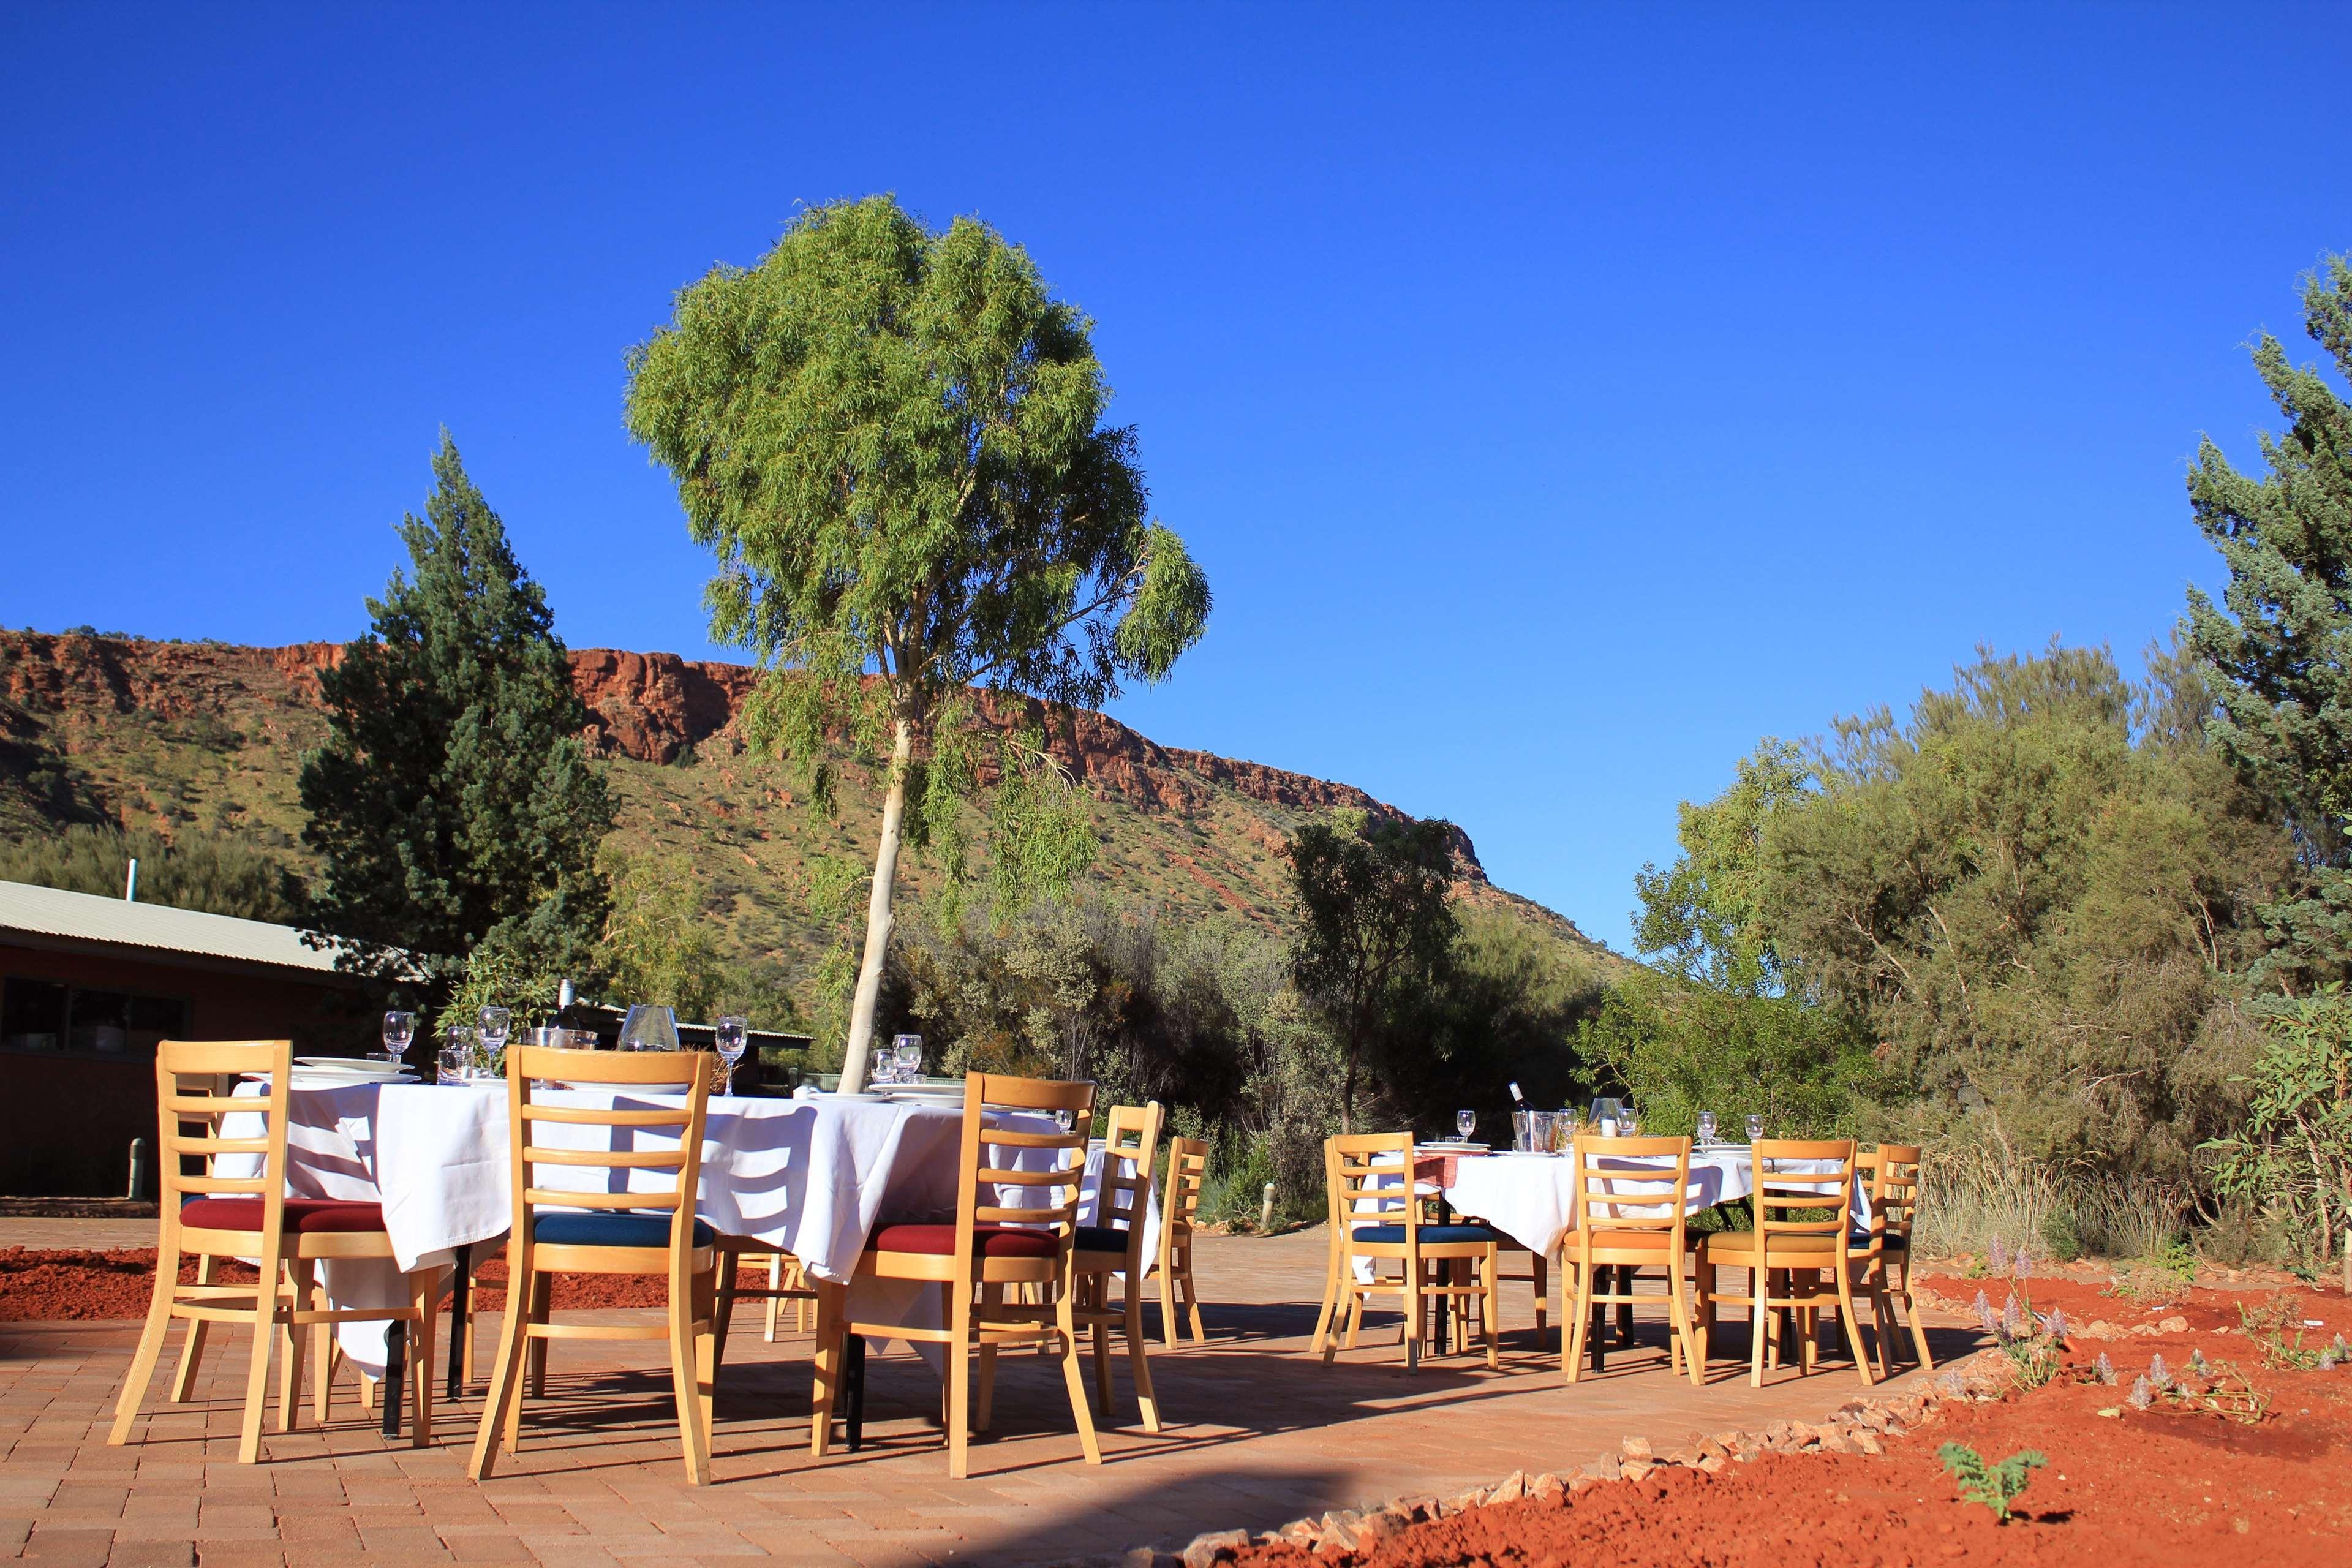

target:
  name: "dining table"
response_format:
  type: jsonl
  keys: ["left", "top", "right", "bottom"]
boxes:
{"left": 1357, "top": 1144, "right": 1871, "bottom": 1368}
{"left": 217, "top": 1074, "right": 1158, "bottom": 1439}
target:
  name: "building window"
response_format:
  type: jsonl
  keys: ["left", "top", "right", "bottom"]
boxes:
{"left": 1, "top": 977, "right": 188, "bottom": 1058}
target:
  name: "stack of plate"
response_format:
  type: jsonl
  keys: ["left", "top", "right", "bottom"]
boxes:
{"left": 884, "top": 1081, "right": 967, "bottom": 1109}
{"left": 287, "top": 1057, "right": 418, "bottom": 1087}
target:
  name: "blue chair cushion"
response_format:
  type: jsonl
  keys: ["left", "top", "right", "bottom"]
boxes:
{"left": 533, "top": 1211, "right": 714, "bottom": 1250}
{"left": 1073, "top": 1224, "right": 1132, "bottom": 1254}
{"left": 1349, "top": 1223, "right": 1504, "bottom": 1246}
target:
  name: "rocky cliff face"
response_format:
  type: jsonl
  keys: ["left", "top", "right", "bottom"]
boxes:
{"left": 0, "top": 631, "right": 1490, "bottom": 884}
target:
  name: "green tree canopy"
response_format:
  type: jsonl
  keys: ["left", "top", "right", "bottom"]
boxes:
{"left": 299, "top": 433, "right": 614, "bottom": 1000}
{"left": 1287, "top": 811, "right": 1460, "bottom": 1133}
{"left": 624, "top": 194, "right": 1210, "bottom": 1088}
{"left": 1762, "top": 642, "right": 2291, "bottom": 1178}
{"left": 1632, "top": 738, "right": 1812, "bottom": 997}
{"left": 0, "top": 823, "right": 303, "bottom": 924}
{"left": 2185, "top": 253, "right": 2352, "bottom": 987}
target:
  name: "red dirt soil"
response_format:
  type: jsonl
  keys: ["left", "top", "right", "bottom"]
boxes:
{"left": 1232, "top": 1278, "right": 2352, "bottom": 1568}
{"left": 0, "top": 1247, "right": 771, "bottom": 1320}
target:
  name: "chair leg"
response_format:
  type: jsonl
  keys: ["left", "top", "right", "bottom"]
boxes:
{"left": 1343, "top": 1282, "right": 1365, "bottom": 1349}
{"left": 976, "top": 1283, "right": 1002, "bottom": 1432}
{"left": 461, "top": 1270, "right": 480, "bottom": 1386}
{"left": 1482, "top": 1248, "right": 1499, "bottom": 1370}
{"left": 809, "top": 1280, "right": 843, "bottom": 1457}
{"left": 1668, "top": 1259, "right": 1704, "bottom": 1389}
{"left": 1089, "top": 1278, "right": 1114, "bottom": 1414}
{"left": 1051, "top": 1278, "right": 1101, "bottom": 1469}
{"left": 312, "top": 1325, "right": 336, "bottom": 1424}
{"left": 1694, "top": 1258, "right": 1715, "bottom": 1371}
{"left": 236, "top": 1261, "right": 278, "bottom": 1464}
{"left": 765, "top": 1253, "right": 783, "bottom": 1342}
{"left": 469, "top": 1259, "right": 530, "bottom": 1480}
{"left": 1402, "top": 1259, "right": 1422, "bottom": 1373}
{"left": 410, "top": 1272, "right": 437, "bottom": 1447}
{"left": 168, "top": 1253, "right": 214, "bottom": 1404}
{"left": 1311, "top": 1243, "right": 1342, "bottom": 1360}
{"left": 947, "top": 1286, "right": 973, "bottom": 1480}
{"left": 109, "top": 1243, "right": 182, "bottom": 1446}
{"left": 1122, "top": 1279, "right": 1161, "bottom": 1431}
{"left": 665, "top": 1270, "right": 711, "bottom": 1486}
{"left": 278, "top": 1263, "right": 312, "bottom": 1433}
{"left": 710, "top": 1255, "right": 738, "bottom": 1386}
{"left": 1836, "top": 1268, "right": 1875, "bottom": 1388}
{"left": 524, "top": 1273, "right": 552, "bottom": 1401}
{"left": 1180, "top": 1250, "right": 1204, "bottom": 1342}
{"left": 1749, "top": 1267, "right": 1769, "bottom": 1389}
{"left": 1532, "top": 1253, "right": 1548, "bottom": 1339}
{"left": 1562, "top": 1256, "right": 1589, "bottom": 1381}
{"left": 693, "top": 1268, "right": 717, "bottom": 1457}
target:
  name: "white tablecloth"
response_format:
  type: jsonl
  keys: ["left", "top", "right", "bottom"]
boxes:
{"left": 1352, "top": 1147, "right": 1870, "bottom": 1283}
{"left": 220, "top": 1081, "right": 1156, "bottom": 1373}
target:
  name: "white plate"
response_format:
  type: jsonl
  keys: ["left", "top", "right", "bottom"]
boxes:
{"left": 1417, "top": 1142, "right": 1490, "bottom": 1154}
{"left": 294, "top": 1057, "right": 410, "bottom": 1077}
{"left": 821, "top": 1090, "right": 892, "bottom": 1103}
{"left": 288, "top": 1068, "right": 417, "bottom": 1087}
{"left": 888, "top": 1090, "right": 966, "bottom": 1107}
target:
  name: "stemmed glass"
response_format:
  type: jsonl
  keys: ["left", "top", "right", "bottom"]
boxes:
{"left": 477, "top": 1007, "right": 511, "bottom": 1080}
{"left": 439, "top": 1025, "right": 476, "bottom": 1085}
{"left": 1745, "top": 1114, "right": 1766, "bottom": 1144}
{"left": 715, "top": 1016, "right": 748, "bottom": 1095}
{"left": 380, "top": 1010, "right": 414, "bottom": 1065}
{"left": 887, "top": 1033, "right": 922, "bottom": 1087}
{"left": 1590, "top": 1096, "right": 1623, "bottom": 1136}
{"left": 1455, "top": 1109, "right": 1476, "bottom": 1142}
{"left": 1696, "top": 1111, "right": 1719, "bottom": 1147}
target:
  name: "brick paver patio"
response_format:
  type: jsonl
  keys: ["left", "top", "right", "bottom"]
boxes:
{"left": 2, "top": 1220, "right": 1970, "bottom": 1566}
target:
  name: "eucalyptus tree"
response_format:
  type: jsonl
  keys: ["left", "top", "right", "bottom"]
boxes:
{"left": 625, "top": 195, "right": 1212, "bottom": 1088}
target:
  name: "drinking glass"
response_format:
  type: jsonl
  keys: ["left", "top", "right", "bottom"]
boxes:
{"left": 439, "top": 1026, "right": 477, "bottom": 1085}
{"left": 715, "top": 1016, "right": 748, "bottom": 1095}
{"left": 1696, "top": 1111, "right": 1718, "bottom": 1146}
{"left": 1455, "top": 1109, "right": 1476, "bottom": 1142}
{"left": 380, "top": 1010, "right": 414, "bottom": 1065}
{"left": 1623, "top": 1110, "right": 1642, "bottom": 1137}
{"left": 889, "top": 1033, "right": 923, "bottom": 1086}
{"left": 477, "top": 1006, "right": 511, "bottom": 1079}
{"left": 1745, "top": 1114, "right": 1765, "bottom": 1144}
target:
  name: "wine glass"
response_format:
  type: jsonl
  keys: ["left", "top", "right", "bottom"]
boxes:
{"left": 1455, "top": 1109, "right": 1476, "bottom": 1142}
{"left": 889, "top": 1033, "right": 922, "bottom": 1086}
{"left": 477, "top": 1006, "right": 511, "bottom": 1079}
{"left": 1696, "top": 1110, "right": 1718, "bottom": 1146}
{"left": 439, "top": 1025, "right": 476, "bottom": 1085}
{"left": 1623, "top": 1110, "right": 1642, "bottom": 1137}
{"left": 1745, "top": 1114, "right": 1766, "bottom": 1144}
{"left": 380, "top": 1010, "right": 414, "bottom": 1065}
{"left": 1590, "top": 1096, "right": 1622, "bottom": 1137}
{"left": 715, "top": 1016, "right": 748, "bottom": 1095}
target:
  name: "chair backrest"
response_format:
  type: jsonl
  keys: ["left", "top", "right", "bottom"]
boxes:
{"left": 1567, "top": 1133, "right": 1693, "bottom": 1253}
{"left": 959, "top": 1072, "right": 1096, "bottom": 1269}
{"left": 1752, "top": 1137, "right": 1856, "bottom": 1249}
{"left": 1871, "top": 1143, "right": 1923, "bottom": 1245}
{"left": 506, "top": 1046, "right": 715, "bottom": 1275}
{"left": 154, "top": 1039, "right": 293, "bottom": 1245}
{"left": 1327, "top": 1132, "right": 1417, "bottom": 1247}
{"left": 1162, "top": 1135, "right": 1208, "bottom": 1235}
{"left": 1095, "top": 1102, "right": 1163, "bottom": 1268}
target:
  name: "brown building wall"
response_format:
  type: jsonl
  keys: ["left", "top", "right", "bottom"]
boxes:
{"left": 0, "top": 938, "right": 372, "bottom": 1196}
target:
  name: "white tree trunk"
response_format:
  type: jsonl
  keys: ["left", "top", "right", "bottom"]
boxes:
{"left": 840, "top": 718, "right": 912, "bottom": 1092}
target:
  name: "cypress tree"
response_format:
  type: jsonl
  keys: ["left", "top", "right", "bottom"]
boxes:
{"left": 300, "top": 432, "right": 613, "bottom": 997}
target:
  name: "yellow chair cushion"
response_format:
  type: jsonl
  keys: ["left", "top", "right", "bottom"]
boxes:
{"left": 1697, "top": 1229, "right": 1838, "bottom": 1258}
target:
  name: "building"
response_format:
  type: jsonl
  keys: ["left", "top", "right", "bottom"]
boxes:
{"left": 0, "top": 879, "right": 375, "bottom": 1195}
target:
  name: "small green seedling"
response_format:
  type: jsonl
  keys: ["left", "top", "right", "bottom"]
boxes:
{"left": 1938, "top": 1441, "right": 2048, "bottom": 1523}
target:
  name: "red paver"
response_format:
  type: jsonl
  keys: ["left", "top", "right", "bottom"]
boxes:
{"left": 1, "top": 1221, "right": 1971, "bottom": 1566}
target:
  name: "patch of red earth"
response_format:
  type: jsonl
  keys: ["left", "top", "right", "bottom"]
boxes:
{"left": 1918, "top": 1270, "right": 2352, "bottom": 1341}
{"left": 1234, "top": 1280, "right": 2352, "bottom": 1568}
{"left": 0, "top": 1248, "right": 772, "bottom": 1321}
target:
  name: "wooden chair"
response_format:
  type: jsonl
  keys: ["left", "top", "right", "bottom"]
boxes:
{"left": 1069, "top": 1102, "right": 1163, "bottom": 1433}
{"left": 1865, "top": 1144, "right": 1934, "bottom": 1373}
{"left": 1561, "top": 1133, "right": 1703, "bottom": 1386}
{"left": 1311, "top": 1133, "right": 1502, "bottom": 1371}
{"left": 712, "top": 1235, "right": 819, "bottom": 1378}
{"left": 1694, "top": 1139, "right": 1876, "bottom": 1388}
{"left": 110, "top": 1039, "right": 437, "bottom": 1464}
{"left": 469, "top": 1047, "right": 720, "bottom": 1485}
{"left": 809, "top": 1072, "right": 1100, "bottom": 1479}
{"left": 1148, "top": 1134, "right": 1208, "bottom": 1347}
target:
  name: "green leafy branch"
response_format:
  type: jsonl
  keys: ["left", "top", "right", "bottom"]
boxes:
{"left": 1937, "top": 1442, "right": 2047, "bottom": 1523}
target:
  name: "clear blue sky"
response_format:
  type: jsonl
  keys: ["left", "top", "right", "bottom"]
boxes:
{"left": 4, "top": 5, "right": 2346, "bottom": 952}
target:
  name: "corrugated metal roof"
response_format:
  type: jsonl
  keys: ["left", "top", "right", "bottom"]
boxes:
{"left": 0, "top": 880, "right": 355, "bottom": 974}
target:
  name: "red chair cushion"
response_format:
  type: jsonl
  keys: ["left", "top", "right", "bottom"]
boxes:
{"left": 180, "top": 1197, "right": 389, "bottom": 1234}
{"left": 869, "top": 1223, "right": 1057, "bottom": 1258}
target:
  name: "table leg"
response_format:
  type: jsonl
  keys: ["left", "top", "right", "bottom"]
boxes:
{"left": 379, "top": 1321, "right": 405, "bottom": 1439}
{"left": 844, "top": 1335, "right": 867, "bottom": 1453}
{"left": 1589, "top": 1264, "right": 1610, "bottom": 1371}
{"left": 1434, "top": 1261, "right": 1450, "bottom": 1357}
{"left": 447, "top": 1243, "right": 470, "bottom": 1402}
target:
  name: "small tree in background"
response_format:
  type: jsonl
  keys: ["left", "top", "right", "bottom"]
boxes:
{"left": 300, "top": 432, "right": 614, "bottom": 1003}
{"left": 625, "top": 195, "right": 1211, "bottom": 1089}
{"left": 1287, "top": 811, "right": 1460, "bottom": 1133}
{"left": 2186, "top": 253, "right": 2352, "bottom": 987}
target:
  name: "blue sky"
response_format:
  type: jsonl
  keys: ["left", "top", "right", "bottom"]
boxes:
{"left": 4, "top": 4, "right": 2346, "bottom": 952}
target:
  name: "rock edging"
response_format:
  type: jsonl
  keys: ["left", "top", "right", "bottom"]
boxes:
{"left": 1139, "top": 1349, "right": 2011, "bottom": 1568}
